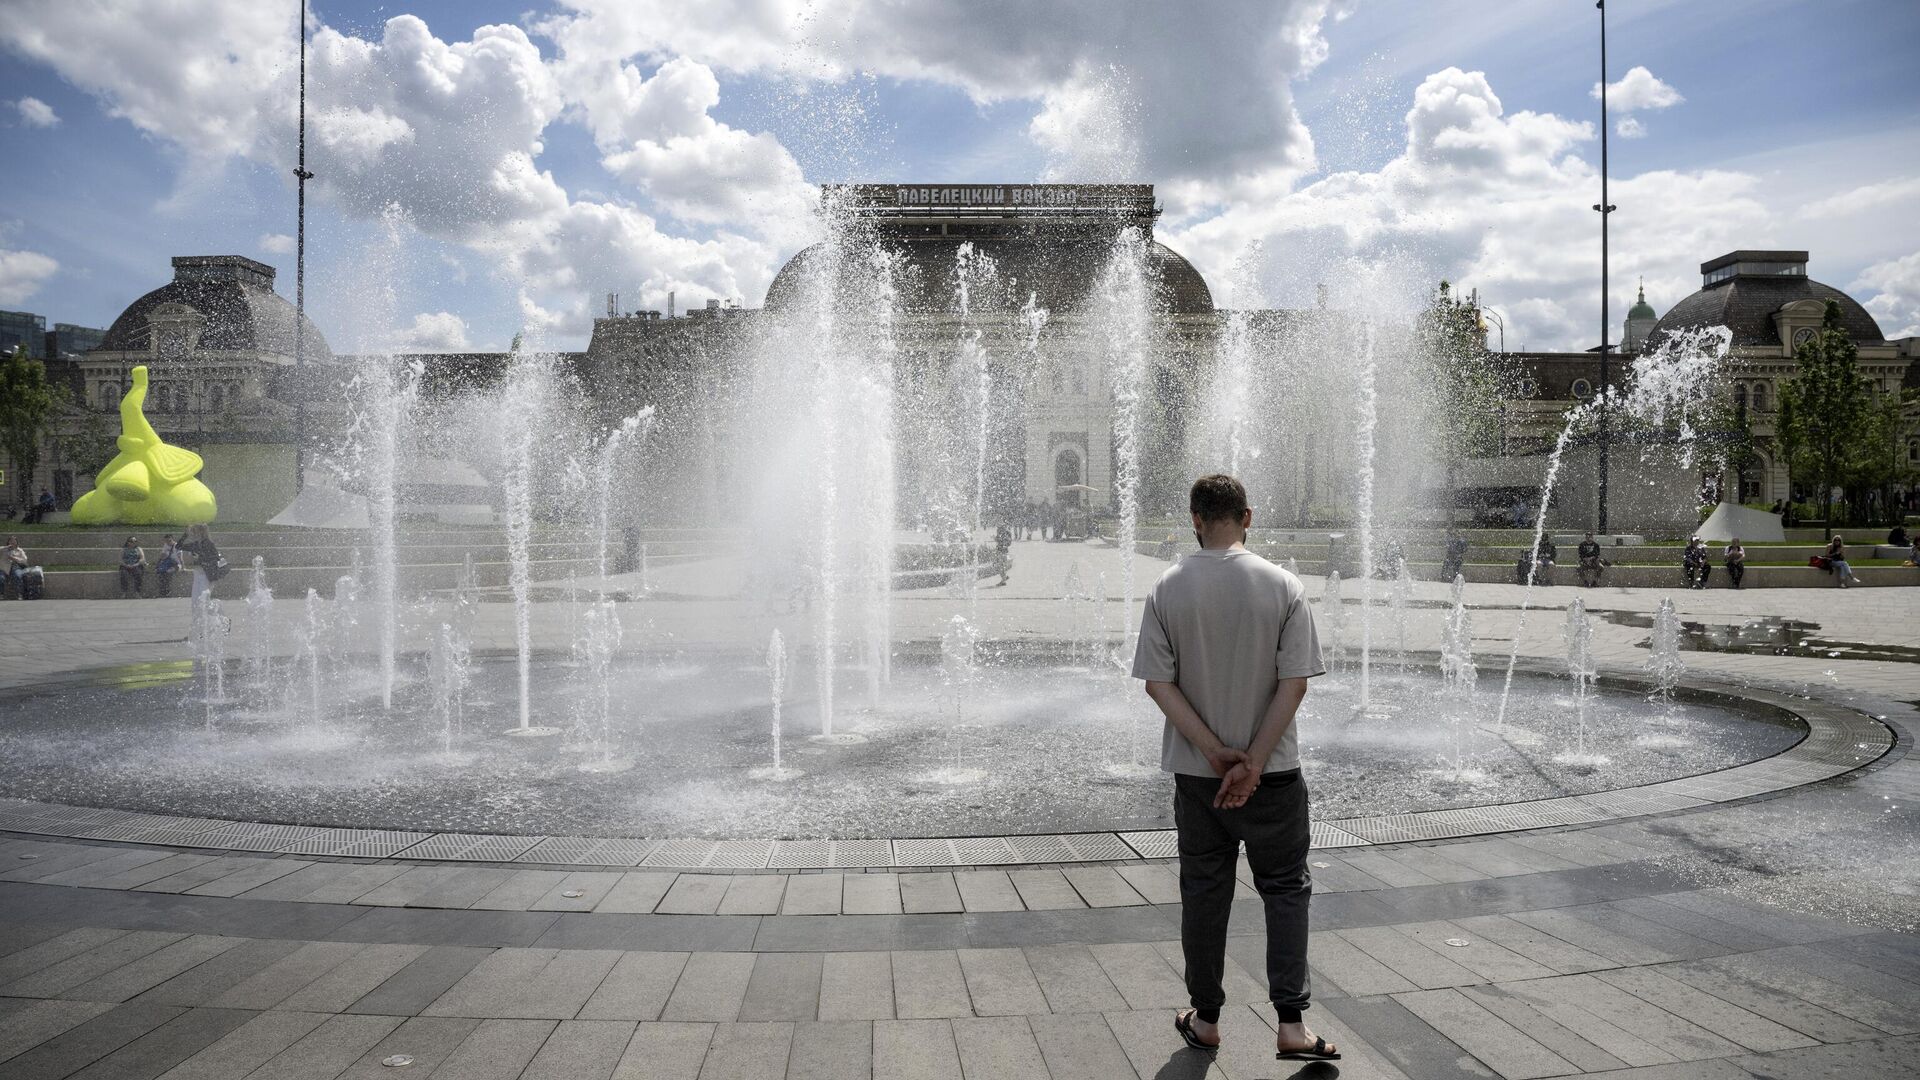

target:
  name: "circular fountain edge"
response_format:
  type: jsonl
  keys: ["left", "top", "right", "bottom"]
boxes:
{"left": 0, "top": 662, "right": 1896, "bottom": 871}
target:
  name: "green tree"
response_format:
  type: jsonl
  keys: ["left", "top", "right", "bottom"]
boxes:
{"left": 0, "top": 346, "right": 63, "bottom": 508}
{"left": 1777, "top": 301, "right": 1866, "bottom": 539}
{"left": 1852, "top": 387, "right": 1915, "bottom": 526}
{"left": 1417, "top": 282, "right": 1516, "bottom": 520}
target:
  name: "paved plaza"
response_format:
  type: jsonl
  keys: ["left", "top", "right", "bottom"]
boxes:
{"left": 0, "top": 539, "right": 1915, "bottom": 1079}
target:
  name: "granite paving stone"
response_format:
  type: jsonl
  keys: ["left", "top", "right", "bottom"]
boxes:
{"left": 355, "top": 867, "right": 505, "bottom": 909}
{"left": 1504, "top": 909, "right": 1676, "bottom": 967}
{"left": 63, "top": 1007, "right": 250, "bottom": 1080}
{"left": 872, "top": 1018, "right": 960, "bottom": 1080}
{"left": 0, "top": 999, "right": 115, "bottom": 1065}
{"left": 608, "top": 1020, "right": 711, "bottom": 1080}
{"left": 34, "top": 848, "right": 177, "bottom": 889}
{"left": 842, "top": 873, "right": 904, "bottom": 915}
{"left": 239, "top": 863, "right": 409, "bottom": 905}
{"left": 1149, "top": 939, "right": 1266, "bottom": 1005}
{"left": 135, "top": 939, "right": 310, "bottom": 1008}
{"left": 1023, "top": 946, "right": 1129, "bottom": 1014}
{"left": 1590, "top": 966, "right": 1819, "bottom": 1053}
{"left": 1726, "top": 1032, "right": 1920, "bottom": 1080}
{"left": 65, "top": 935, "right": 247, "bottom": 1005}
{"left": 887, "top": 951, "right": 971, "bottom": 1020}
{"left": 1062, "top": 865, "right": 1148, "bottom": 907}
{"left": 423, "top": 947, "right": 622, "bottom": 1019}
{"left": 1309, "top": 855, "right": 1394, "bottom": 892}
{"left": 786, "top": 1020, "right": 872, "bottom": 1080}
{"left": 1393, "top": 988, "right": 1578, "bottom": 1080}
{"left": 532, "top": 871, "right": 626, "bottom": 913}
{"left": 4, "top": 931, "right": 186, "bottom": 998}
{"left": 1456, "top": 984, "right": 1630, "bottom": 1073}
{"left": 516, "top": 1018, "right": 634, "bottom": 1080}
{"left": 345, "top": 946, "right": 491, "bottom": 1017}
{"left": 1338, "top": 925, "right": 1486, "bottom": 989}
{"left": 273, "top": 944, "right": 429, "bottom": 1015}
{"left": 183, "top": 859, "right": 312, "bottom": 898}
{"left": 777, "top": 874, "right": 843, "bottom": 916}
{"left": 149, "top": 1009, "right": 331, "bottom": 1080}
{"left": 1554, "top": 903, "right": 1733, "bottom": 962}
{"left": 0, "top": 1001, "right": 185, "bottom": 1080}
{"left": 738, "top": 953, "right": 823, "bottom": 1022}
{"left": 693, "top": 1020, "right": 794, "bottom": 1080}
{"left": 1009, "top": 869, "right": 1085, "bottom": 910}
{"left": 953, "top": 948, "right": 1047, "bottom": 1017}
{"left": 1702, "top": 951, "right": 1915, "bottom": 1034}
{"left": 1303, "top": 931, "right": 1420, "bottom": 996}
{"left": 950, "top": 1015, "right": 1046, "bottom": 1079}
{"left": 578, "top": 952, "right": 689, "bottom": 1021}
{"left": 1653, "top": 959, "right": 1886, "bottom": 1044}
{"left": 1394, "top": 920, "right": 1559, "bottom": 983}
{"left": 1320, "top": 994, "right": 1501, "bottom": 1080}
{"left": 0, "top": 922, "right": 71, "bottom": 962}
{"left": 1114, "top": 863, "right": 1180, "bottom": 905}
{"left": 658, "top": 875, "right": 731, "bottom": 915}
{"left": 1341, "top": 851, "right": 1443, "bottom": 888}
{"left": 329, "top": 906, "right": 559, "bottom": 948}
{"left": 1508, "top": 974, "right": 1741, "bottom": 1064}
{"left": 1447, "top": 913, "right": 1617, "bottom": 975}
{"left": 1603, "top": 897, "right": 1786, "bottom": 953}
{"left": 203, "top": 941, "right": 365, "bottom": 1011}
{"left": 466, "top": 869, "right": 569, "bottom": 911}
{"left": 817, "top": 953, "right": 894, "bottom": 1023}
{"left": 716, "top": 875, "right": 788, "bottom": 916}
{"left": 420, "top": 1017, "right": 555, "bottom": 1080}
{"left": 661, "top": 952, "right": 755, "bottom": 1022}
{"left": 332, "top": 1015, "right": 478, "bottom": 1080}
{"left": 594, "top": 872, "right": 680, "bottom": 915}
{"left": 1102, "top": 1008, "right": 1226, "bottom": 1080}
{"left": 1029, "top": 1010, "right": 1141, "bottom": 1079}
{"left": 897, "top": 873, "right": 962, "bottom": 915}
{"left": 0, "top": 929, "right": 135, "bottom": 986}
{"left": 951, "top": 871, "right": 1023, "bottom": 913}
{"left": 1089, "top": 942, "right": 1188, "bottom": 1010}
{"left": 1371, "top": 847, "right": 1490, "bottom": 885}
{"left": 133, "top": 859, "right": 273, "bottom": 896}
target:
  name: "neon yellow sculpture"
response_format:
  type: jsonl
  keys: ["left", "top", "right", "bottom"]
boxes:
{"left": 70, "top": 365, "right": 218, "bottom": 525}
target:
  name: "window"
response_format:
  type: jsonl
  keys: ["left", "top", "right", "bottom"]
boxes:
{"left": 209, "top": 385, "right": 224, "bottom": 411}
{"left": 1751, "top": 383, "right": 1767, "bottom": 411}
{"left": 1071, "top": 366, "right": 1086, "bottom": 395}
{"left": 1570, "top": 378, "right": 1592, "bottom": 400}
{"left": 155, "top": 385, "right": 171, "bottom": 412}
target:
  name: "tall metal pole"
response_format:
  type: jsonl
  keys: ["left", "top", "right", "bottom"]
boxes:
{"left": 1593, "top": 0, "right": 1615, "bottom": 532}
{"left": 292, "top": 0, "right": 314, "bottom": 491}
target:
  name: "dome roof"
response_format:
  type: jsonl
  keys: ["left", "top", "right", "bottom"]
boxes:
{"left": 98, "top": 256, "right": 333, "bottom": 360}
{"left": 1646, "top": 274, "right": 1883, "bottom": 350}
{"left": 1626, "top": 283, "right": 1656, "bottom": 321}
{"left": 764, "top": 236, "right": 1214, "bottom": 316}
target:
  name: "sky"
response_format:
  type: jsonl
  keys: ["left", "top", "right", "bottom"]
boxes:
{"left": 2, "top": 0, "right": 1917, "bottom": 354}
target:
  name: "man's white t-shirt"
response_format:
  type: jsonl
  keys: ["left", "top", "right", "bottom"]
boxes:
{"left": 1130, "top": 547, "right": 1325, "bottom": 776}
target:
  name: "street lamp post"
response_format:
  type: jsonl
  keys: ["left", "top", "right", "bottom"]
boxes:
{"left": 292, "top": 0, "right": 314, "bottom": 492}
{"left": 1593, "top": 0, "right": 1616, "bottom": 533}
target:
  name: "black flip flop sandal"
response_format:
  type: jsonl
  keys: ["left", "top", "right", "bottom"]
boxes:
{"left": 1278, "top": 1036, "right": 1342, "bottom": 1061}
{"left": 1174, "top": 1011, "right": 1219, "bottom": 1053}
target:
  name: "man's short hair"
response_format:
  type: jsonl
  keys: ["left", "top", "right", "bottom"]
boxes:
{"left": 1190, "top": 474, "right": 1248, "bottom": 523}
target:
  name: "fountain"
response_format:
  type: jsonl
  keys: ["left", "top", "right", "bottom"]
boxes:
{"left": 244, "top": 556, "right": 273, "bottom": 691}
{"left": 1320, "top": 570, "right": 1347, "bottom": 681}
{"left": 1558, "top": 598, "right": 1606, "bottom": 769}
{"left": 1440, "top": 574, "right": 1476, "bottom": 698}
{"left": 1097, "top": 228, "right": 1155, "bottom": 657}
{"left": 1648, "top": 596, "right": 1686, "bottom": 702}
{"left": 751, "top": 629, "right": 794, "bottom": 781}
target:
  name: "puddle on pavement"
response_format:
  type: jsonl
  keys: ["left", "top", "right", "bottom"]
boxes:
{"left": 1600, "top": 612, "right": 1920, "bottom": 664}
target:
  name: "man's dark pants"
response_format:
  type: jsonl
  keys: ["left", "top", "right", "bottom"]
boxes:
{"left": 1174, "top": 769, "right": 1312, "bottom": 1023}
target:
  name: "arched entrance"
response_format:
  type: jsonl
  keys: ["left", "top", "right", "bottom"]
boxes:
{"left": 1054, "top": 448, "right": 1084, "bottom": 509}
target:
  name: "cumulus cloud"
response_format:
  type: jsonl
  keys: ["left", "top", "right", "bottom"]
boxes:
{"left": 258, "top": 233, "right": 295, "bottom": 254}
{"left": 13, "top": 96, "right": 57, "bottom": 127}
{"left": 1591, "top": 65, "right": 1681, "bottom": 139}
{"left": 1854, "top": 252, "right": 1920, "bottom": 339}
{"left": 1804, "top": 176, "right": 1920, "bottom": 218}
{"left": 0, "top": 3, "right": 788, "bottom": 340}
{"left": 538, "top": 0, "right": 1337, "bottom": 206}
{"left": 394, "top": 311, "right": 474, "bottom": 352}
{"left": 1164, "top": 67, "right": 1766, "bottom": 350}
{"left": 0, "top": 246, "right": 59, "bottom": 305}
{"left": 1593, "top": 66, "right": 1683, "bottom": 112}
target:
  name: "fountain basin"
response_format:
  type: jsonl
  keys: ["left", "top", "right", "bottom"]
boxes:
{"left": 0, "top": 652, "right": 1801, "bottom": 841}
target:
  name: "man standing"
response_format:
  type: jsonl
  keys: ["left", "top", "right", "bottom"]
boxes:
{"left": 1133, "top": 474, "right": 1337, "bottom": 1061}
